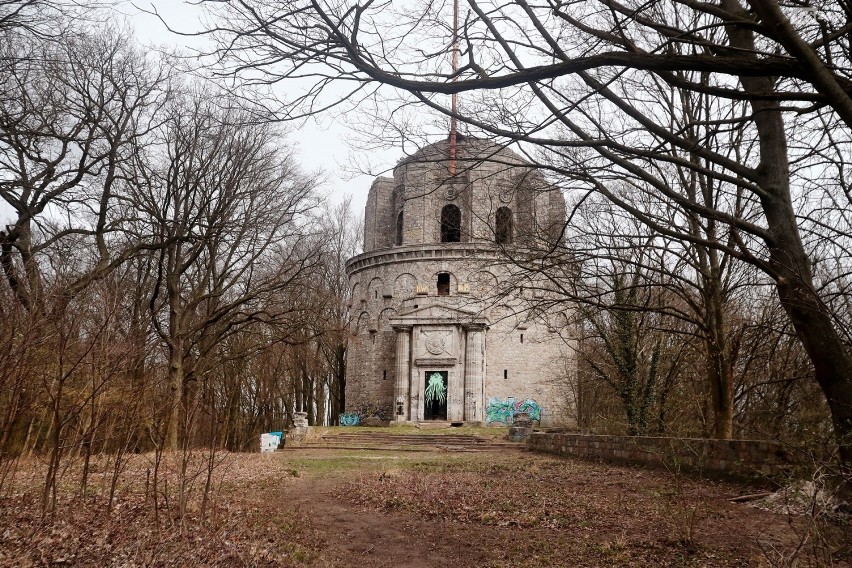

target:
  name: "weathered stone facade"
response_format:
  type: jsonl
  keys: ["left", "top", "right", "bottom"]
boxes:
{"left": 345, "top": 137, "right": 575, "bottom": 426}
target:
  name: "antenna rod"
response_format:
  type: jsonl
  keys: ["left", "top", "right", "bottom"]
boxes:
{"left": 449, "top": 0, "right": 459, "bottom": 175}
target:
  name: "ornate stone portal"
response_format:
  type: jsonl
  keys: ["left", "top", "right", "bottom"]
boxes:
{"left": 389, "top": 305, "right": 487, "bottom": 422}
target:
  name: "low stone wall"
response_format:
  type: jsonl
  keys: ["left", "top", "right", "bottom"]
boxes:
{"left": 527, "top": 432, "right": 799, "bottom": 479}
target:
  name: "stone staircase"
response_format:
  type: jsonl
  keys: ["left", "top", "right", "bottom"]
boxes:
{"left": 284, "top": 431, "right": 518, "bottom": 452}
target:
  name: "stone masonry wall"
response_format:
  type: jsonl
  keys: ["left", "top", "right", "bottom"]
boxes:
{"left": 527, "top": 432, "right": 798, "bottom": 478}
{"left": 346, "top": 244, "right": 576, "bottom": 426}
{"left": 363, "top": 177, "right": 395, "bottom": 252}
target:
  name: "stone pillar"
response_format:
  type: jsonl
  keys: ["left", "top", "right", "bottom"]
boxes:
{"left": 448, "top": 366, "right": 464, "bottom": 423}
{"left": 393, "top": 325, "right": 412, "bottom": 421}
{"left": 464, "top": 324, "right": 486, "bottom": 422}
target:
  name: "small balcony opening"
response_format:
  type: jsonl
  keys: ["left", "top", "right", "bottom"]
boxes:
{"left": 437, "top": 273, "right": 450, "bottom": 296}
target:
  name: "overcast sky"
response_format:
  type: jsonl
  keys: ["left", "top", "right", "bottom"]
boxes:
{"left": 0, "top": 1, "right": 397, "bottom": 228}
{"left": 124, "top": 0, "right": 393, "bottom": 215}
{"left": 1, "top": 1, "right": 452, "bottom": 232}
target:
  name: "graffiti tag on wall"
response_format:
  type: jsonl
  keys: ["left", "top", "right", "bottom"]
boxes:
{"left": 425, "top": 372, "right": 447, "bottom": 404}
{"left": 485, "top": 397, "right": 542, "bottom": 424}
{"left": 340, "top": 413, "right": 360, "bottom": 426}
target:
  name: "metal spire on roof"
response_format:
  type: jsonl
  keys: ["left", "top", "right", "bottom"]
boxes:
{"left": 449, "top": 0, "right": 459, "bottom": 176}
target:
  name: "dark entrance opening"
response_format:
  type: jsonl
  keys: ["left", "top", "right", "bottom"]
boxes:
{"left": 424, "top": 371, "right": 448, "bottom": 420}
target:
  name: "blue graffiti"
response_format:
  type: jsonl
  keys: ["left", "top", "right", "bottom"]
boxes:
{"left": 340, "top": 413, "right": 360, "bottom": 426}
{"left": 485, "top": 397, "right": 542, "bottom": 424}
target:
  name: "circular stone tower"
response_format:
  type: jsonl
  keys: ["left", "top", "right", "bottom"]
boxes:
{"left": 345, "top": 137, "right": 574, "bottom": 426}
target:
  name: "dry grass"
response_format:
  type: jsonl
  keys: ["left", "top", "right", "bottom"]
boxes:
{"left": 0, "top": 449, "right": 848, "bottom": 567}
{"left": 0, "top": 452, "right": 322, "bottom": 567}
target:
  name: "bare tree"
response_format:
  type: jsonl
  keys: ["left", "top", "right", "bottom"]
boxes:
{"left": 314, "top": 198, "right": 361, "bottom": 424}
{"left": 734, "top": 296, "right": 833, "bottom": 444}
{"left": 0, "top": 4, "right": 367, "bottom": 522}
{"left": 577, "top": 249, "right": 686, "bottom": 436}
{"left": 0, "top": 27, "right": 169, "bottom": 312}
{"left": 134, "top": 90, "right": 321, "bottom": 449}
{"left": 0, "top": 0, "right": 88, "bottom": 37}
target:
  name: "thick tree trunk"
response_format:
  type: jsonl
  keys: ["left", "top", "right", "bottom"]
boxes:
{"left": 706, "top": 347, "right": 734, "bottom": 440}
{"left": 753, "top": 91, "right": 852, "bottom": 464}
{"left": 765, "top": 198, "right": 852, "bottom": 464}
{"left": 723, "top": 0, "right": 852, "bottom": 464}
{"left": 705, "top": 278, "right": 734, "bottom": 440}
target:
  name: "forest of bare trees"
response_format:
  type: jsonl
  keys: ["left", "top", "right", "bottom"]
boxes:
{"left": 4, "top": 2, "right": 852, "bottom": 564}
{"left": 0, "top": 1, "right": 362, "bottom": 514}
{"left": 562, "top": 193, "right": 830, "bottom": 447}
{"left": 3, "top": 0, "right": 852, "bottom": 524}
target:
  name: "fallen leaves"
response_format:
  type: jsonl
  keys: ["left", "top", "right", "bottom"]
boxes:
{"left": 0, "top": 453, "right": 326, "bottom": 567}
{"left": 0, "top": 449, "right": 848, "bottom": 567}
{"left": 336, "top": 453, "right": 849, "bottom": 566}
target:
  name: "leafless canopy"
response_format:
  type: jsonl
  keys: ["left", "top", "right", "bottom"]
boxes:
{"left": 199, "top": 0, "right": 852, "bottom": 462}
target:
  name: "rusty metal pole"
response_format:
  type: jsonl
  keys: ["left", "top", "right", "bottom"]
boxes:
{"left": 449, "top": 0, "right": 459, "bottom": 175}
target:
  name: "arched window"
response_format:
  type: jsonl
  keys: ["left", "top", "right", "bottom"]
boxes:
{"left": 396, "top": 211, "right": 404, "bottom": 245}
{"left": 496, "top": 207, "right": 513, "bottom": 244}
{"left": 440, "top": 204, "right": 461, "bottom": 243}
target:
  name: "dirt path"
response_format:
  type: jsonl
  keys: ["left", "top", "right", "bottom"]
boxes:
{"left": 270, "top": 448, "right": 849, "bottom": 567}
{"left": 276, "top": 447, "right": 526, "bottom": 567}
{"left": 284, "top": 475, "right": 483, "bottom": 567}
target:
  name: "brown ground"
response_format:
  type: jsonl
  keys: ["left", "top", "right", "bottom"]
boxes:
{"left": 1, "top": 446, "right": 849, "bottom": 567}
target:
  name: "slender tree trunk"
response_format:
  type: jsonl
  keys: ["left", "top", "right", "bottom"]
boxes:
{"left": 167, "top": 345, "right": 184, "bottom": 451}
{"left": 705, "top": 275, "right": 734, "bottom": 440}
{"left": 684, "top": 132, "right": 735, "bottom": 439}
{"left": 293, "top": 359, "right": 303, "bottom": 414}
{"left": 42, "top": 374, "right": 65, "bottom": 515}
{"left": 331, "top": 343, "right": 346, "bottom": 425}
{"left": 316, "top": 377, "right": 326, "bottom": 426}
{"left": 305, "top": 368, "right": 315, "bottom": 425}
{"left": 0, "top": 383, "right": 23, "bottom": 453}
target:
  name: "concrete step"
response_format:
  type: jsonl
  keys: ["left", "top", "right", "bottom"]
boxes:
{"left": 283, "top": 444, "right": 503, "bottom": 453}
{"left": 319, "top": 434, "right": 487, "bottom": 445}
{"left": 324, "top": 433, "right": 486, "bottom": 440}
{"left": 281, "top": 431, "right": 519, "bottom": 452}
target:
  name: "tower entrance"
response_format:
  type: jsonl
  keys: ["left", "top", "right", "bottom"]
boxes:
{"left": 423, "top": 371, "right": 448, "bottom": 420}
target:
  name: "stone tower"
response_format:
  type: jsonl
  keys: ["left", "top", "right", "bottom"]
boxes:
{"left": 345, "top": 137, "right": 574, "bottom": 426}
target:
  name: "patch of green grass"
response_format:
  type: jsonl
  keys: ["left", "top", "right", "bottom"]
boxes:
{"left": 279, "top": 541, "right": 312, "bottom": 564}
{"left": 279, "top": 448, "right": 514, "bottom": 479}
{"left": 403, "top": 454, "right": 498, "bottom": 473}
{"left": 280, "top": 451, "right": 427, "bottom": 477}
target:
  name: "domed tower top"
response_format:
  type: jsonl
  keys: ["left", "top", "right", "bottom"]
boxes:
{"left": 362, "top": 137, "right": 565, "bottom": 252}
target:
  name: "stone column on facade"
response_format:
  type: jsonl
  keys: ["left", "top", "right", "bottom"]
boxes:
{"left": 392, "top": 325, "right": 412, "bottom": 421}
{"left": 447, "top": 330, "right": 465, "bottom": 422}
{"left": 463, "top": 324, "right": 486, "bottom": 422}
